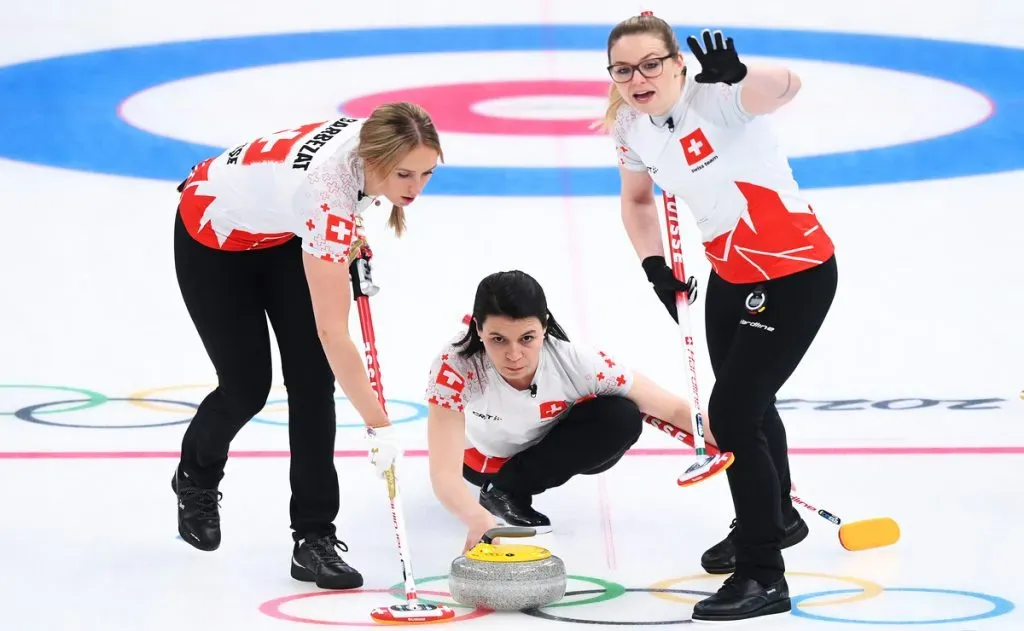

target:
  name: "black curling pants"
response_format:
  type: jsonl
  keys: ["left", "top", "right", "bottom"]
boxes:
{"left": 704, "top": 255, "right": 838, "bottom": 584}
{"left": 173, "top": 210, "right": 340, "bottom": 541}
{"left": 463, "top": 395, "right": 644, "bottom": 496}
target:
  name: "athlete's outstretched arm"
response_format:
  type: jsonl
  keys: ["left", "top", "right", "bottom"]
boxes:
{"left": 301, "top": 252, "right": 391, "bottom": 429}
{"left": 426, "top": 404, "right": 497, "bottom": 550}
{"left": 685, "top": 30, "right": 801, "bottom": 117}
{"left": 626, "top": 370, "right": 719, "bottom": 447}
{"left": 738, "top": 65, "right": 802, "bottom": 115}
{"left": 427, "top": 404, "right": 484, "bottom": 521}
{"left": 618, "top": 166, "right": 664, "bottom": 261}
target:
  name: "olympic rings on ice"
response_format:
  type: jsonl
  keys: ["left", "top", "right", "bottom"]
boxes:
{"left": 387, "top": 574, "right": 626, "bottom": 610}
{"left": 790, "top": 587, "right": 1016, "bottom": 625}
{"left": 18, "top": 397, "right": 197, "bottom": 428}
{"left": 0, "top": 383, "right": 427, "bottom": 429}
{"left": 523, "top": 588, "right": 714, "bottom": 625}
{"left": 369, "top": 572, "right": 1014, "bottom": 626}
{"left": 647, "top": 571, "right": 884, "bottom": 608}
{"left": 0, "top": 384, "right": 108, "bottom": 415}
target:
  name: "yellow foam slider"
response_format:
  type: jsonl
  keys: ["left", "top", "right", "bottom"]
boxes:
{"left": 838, "top": 517, "right": 901, "bottom": 551}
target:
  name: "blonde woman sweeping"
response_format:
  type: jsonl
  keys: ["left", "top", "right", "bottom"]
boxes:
{"left": 171, "top": 103, "right": 443, "bottom": 590}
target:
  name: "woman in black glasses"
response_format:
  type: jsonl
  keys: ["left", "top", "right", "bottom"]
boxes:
{"left": 597, "top": 11, "right": 840, "bottom": 624}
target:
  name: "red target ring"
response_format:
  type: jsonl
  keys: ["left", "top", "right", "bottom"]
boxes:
{"left": 340, "top": 81, "right": 609, "bottom": 136}
{"left": 259, "top": 588, "right": 492, "bottom": 626}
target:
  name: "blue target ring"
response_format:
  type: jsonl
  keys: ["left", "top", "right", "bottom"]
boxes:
{"left": 790, "top": 587, "right": 1015, "bottom": 625}
{"left": 0, "top": 25, "right": 1022, "bottom": 195}
{"left": 252, "top": 396, "right": 427, "bottom": 428}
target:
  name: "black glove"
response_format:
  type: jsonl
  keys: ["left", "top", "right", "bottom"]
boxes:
{"left": 686, "top": 29, "right": 747, "bottom": 85}
{"left": 642, "top": 256, "right": 698, "bottom": 323}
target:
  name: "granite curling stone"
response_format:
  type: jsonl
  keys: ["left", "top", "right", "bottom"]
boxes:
{"left": 449, "top": 526, "right": 566, "bottom": 611}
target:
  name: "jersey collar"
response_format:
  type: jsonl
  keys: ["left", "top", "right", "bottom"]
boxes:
{"left": 648, "top": 70, "right": 690, "bottom": 131}
{"left": 351, "top": 153, "right": 380, "bottom": 214}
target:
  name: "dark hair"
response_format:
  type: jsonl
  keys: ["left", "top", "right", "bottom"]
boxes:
{"left": 454, "top": 270, "right": 569, "bottom": 358}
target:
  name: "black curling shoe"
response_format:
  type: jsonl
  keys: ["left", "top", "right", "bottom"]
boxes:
{"left": 701, "top": 513, "right": 809, "bottom": 574}
{"left": 171, "top": 466, "right": 222, "bottom": 552}
{"left": 479, "top": 482, "right": 552, "bottom": 533}
{"left": 291, "top": 534, "right": 364, "bottom": 590}
{"left": 691, "top": 574, "right": 791, "bottom": 622}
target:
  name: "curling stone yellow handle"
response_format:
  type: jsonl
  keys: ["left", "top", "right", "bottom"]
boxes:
{"left": 465, "top": 526, "right": 552, "bottom": 563}
{"left": 480, "top": 526, "right": 537, "bottom": 544}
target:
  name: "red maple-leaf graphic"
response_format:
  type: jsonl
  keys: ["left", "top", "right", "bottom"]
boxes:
{"left": 704, "top": 182, "right": 834, "bottom": 282}
{"left": 178, "top": 158, "right": 292, "bottom": 251}
{"left": 177, "top": 159, "right": 218, "bottom": 245}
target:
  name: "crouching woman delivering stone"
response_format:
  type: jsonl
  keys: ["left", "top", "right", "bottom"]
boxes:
{"left": 424, "top": 269, "right": 704, "bottom": 553}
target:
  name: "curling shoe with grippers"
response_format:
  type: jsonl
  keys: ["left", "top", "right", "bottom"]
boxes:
{"left": 479, "top": 482, "right": 552, "bottom": 534}
{"left": 691, "top": 574, "right": 791, "bottom": 622}
{"left": 700, "top": 513, "right": 809, "bottom": 574}
{"left": 290, "top": 534, "right": 364, "bottom": 590}
{"left": 171, "top": 466, "right": 222, "bottom": 552}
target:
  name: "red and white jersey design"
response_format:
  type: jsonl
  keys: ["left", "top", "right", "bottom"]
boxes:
{"left": 424, "top": 332, "right": 634, "bottom": 459}
{"left": 177, "top": 116, "right": 378, "bottom": 263}
{"left": 614, "top": 75, "right": 835, "bottom": 284}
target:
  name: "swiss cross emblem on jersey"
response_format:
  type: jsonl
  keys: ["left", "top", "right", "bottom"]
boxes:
{"left": 539, "top": 400, "right": 568, "bottom": 420}
{"left": 325, "top": 214, "right": 354, "bottom": 245}
{"left": 681, "top": 128, "right": 714, "bottom": 166}
{"left": 435, "top": 362, "right": 466, "bottom": 393}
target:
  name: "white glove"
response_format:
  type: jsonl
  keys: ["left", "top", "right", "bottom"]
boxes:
{"left": 365, "top": 424, "right": 401, "bottom": 478}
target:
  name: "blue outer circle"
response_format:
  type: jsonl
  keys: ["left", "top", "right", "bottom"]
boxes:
{"left": 251, "top": 396, "right": 427, "bottom": 428}
{"left": 0, "top": 25, "right": 1022, "bottom": 196}
{"left": 790, "top": 587, "right": 1015, "bottom": 624}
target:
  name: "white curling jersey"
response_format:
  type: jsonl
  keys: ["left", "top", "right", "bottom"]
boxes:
{"left": 614, "top": 73, "right": 835, "bottom": 284}
{"left": 424, "top": 331, "right": 635, "bottom": 468}
{"left": 177, "top": 116, "right": 380, "bottom": 263}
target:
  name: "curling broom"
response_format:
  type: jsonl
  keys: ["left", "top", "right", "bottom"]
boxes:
{"left": 656, "top": 192, "right": 898, "bottom": 551}
{"left": 643, "top": 414, "right": 900, "bottom": 551}
{"left": 350, "top": 247, "right": 456, "bottom": 624}
{"left": 660, "top": 192, "right": 735, "bottom": 486}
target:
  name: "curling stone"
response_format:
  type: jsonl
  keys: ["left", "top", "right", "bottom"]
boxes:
{"left": 449, "top": 526, "right": 566, "bottom": 611}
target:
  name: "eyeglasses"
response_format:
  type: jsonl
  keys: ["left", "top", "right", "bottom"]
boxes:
{"left": 606, "top": 54, "right": 674, "bottom": 83}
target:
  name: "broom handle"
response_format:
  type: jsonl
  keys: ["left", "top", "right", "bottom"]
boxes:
{"left": 655, "top": 193, "right": 841, "bottom": 527}
{"left": 660, "top": 191, "right": 709, "bottom": 458}
{"left": 643, "top": 414, "right": 841, "bottom": 526}
{"left": 351, "top": 251, "right": 422, "bottom": 606}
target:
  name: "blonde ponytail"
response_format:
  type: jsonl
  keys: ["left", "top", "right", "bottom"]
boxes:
{"left": 388, "top": 204, "right": 406, "bottom": 237}
{"left": 598, "top": 83, "right": 627, "bottom": 133}
{"left": 358, "top": 101, "right": 444, "bottom": 240}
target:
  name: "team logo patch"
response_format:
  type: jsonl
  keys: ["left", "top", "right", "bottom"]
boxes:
{"left": 435, "top": 362, "right": 466, "bottom": 393}
{"left": 325, "top": 213, "right": 354, "bottom": 245}
{"left": 745, "top": 287, "right": 767, "bottom": 313}
{"left": 680, "top": 128, "right": 714, "bottom": 166}
{"left": 539, "top": 400, "right": 568, "bottom": 420}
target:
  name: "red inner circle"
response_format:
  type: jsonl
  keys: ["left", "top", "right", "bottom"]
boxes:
{"left": 341, "top": 80, "right": 610, "bottom": 136}
{"left": 258, "top": 588, "right": 492, "bottom": 627}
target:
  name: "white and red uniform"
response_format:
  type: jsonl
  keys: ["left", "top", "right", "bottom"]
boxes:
{"left": 424, "top": 333, "right": 635, "bottom": 474}
{"left": 614, "top": 74, "right": 835, "bottom": 284}
{"left": 177, "top": 116, "right": 379, "bottom": 263}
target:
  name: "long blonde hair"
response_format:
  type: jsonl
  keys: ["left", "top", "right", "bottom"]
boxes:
{"left": 357, "top": 102, "right": 443, "bottom": 237}
{"left": 599, "top": 13, "right": 681, "bottom": 133}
